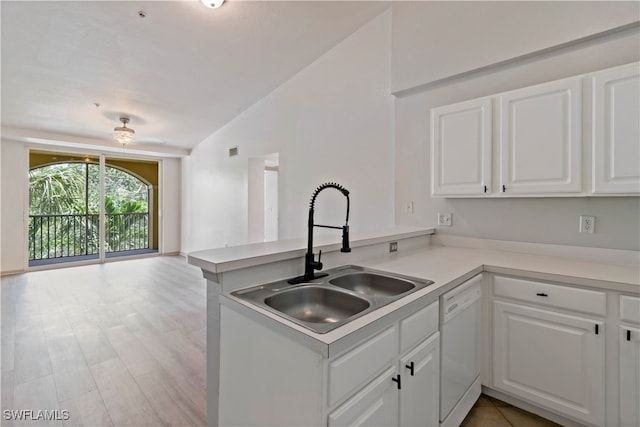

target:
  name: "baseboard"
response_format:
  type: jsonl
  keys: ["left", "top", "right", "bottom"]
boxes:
{"left": 1, "top": 268, "right": 25, "bottom": 276}
{"left": 482, "top": 386, "right": 586, "bottom": 427}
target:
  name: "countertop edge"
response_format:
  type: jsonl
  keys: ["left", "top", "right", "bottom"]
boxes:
{"left": 220, "top": 244, "right": 640, "bottom": 354}
{"left": 187, "top": 226, "right": 435, "bottom": 274}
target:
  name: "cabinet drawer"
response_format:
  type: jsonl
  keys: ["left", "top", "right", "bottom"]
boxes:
{"left": 620, "top": 295, "right": 640, "bottom": 324}
{"left": 493, "top": 276, "right": 606, "bottom": 316}
{"left": 329, "top": 326, "right": 397, "bottom": 406}
{"left": 400, "top": 301, "right": 438, "bottom": 353}
{"left": 328, "top": 367, "right": 398, "bottom": 427}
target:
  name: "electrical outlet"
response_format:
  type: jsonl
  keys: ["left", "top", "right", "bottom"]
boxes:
{"left": 438, "top": 213, "right": 452, "bottom": 226}
{"left": 406, "top": 201, "right": 414, "bottom": 214}
{"left": 580, "top": 215, "right": 595, "bottom": 234}
{"left": 389, "top": 242, "right": 398, "bottom": 253}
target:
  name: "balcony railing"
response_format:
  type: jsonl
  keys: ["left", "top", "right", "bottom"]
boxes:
{"left": 28, "top": 212, "right": 149, "bottom": 262}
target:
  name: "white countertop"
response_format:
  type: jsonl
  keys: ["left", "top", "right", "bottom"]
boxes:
{"left": 219, "top": 237, "right": 640, "bottom": 354}
{"left": 187, "top": 225, "right": 434, "bottom": 273}
{"left": 358, "top": 243, "right": 640, "bottom": 292}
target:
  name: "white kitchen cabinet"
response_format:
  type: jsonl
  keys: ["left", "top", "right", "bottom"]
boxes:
{"left": 328, "top": 367, "right": 399, "bottom": 427}
{"left": 492, "top": 276, "right": 605, "bottom": 426}
{"left": 331, "top": 301, "right": 440, "bottom": 427}
{"left": 591, "top": 62, "right": 640, "bottom": 195}
{"left": 219, "top": 298, "right": 439, "bottom": 427}
{"left": 499, "top": 76, "right": 582, "bottom": 195}
{"left": 430, "top": 98, "right": 493, "bottom": 196}
{"left": 430, "top": 63, "right": 640, "bottom": 198}
{"left": 328, "top": 326, "right": 398, "bottom": 406}
{"left": 619, "top": 294, "right": 640, "bottom": 427}
{"left": 398, "top": 332, "right": 440, "bottom": 427}
{"left": 619, "top": 326, "right": 640, "bottom": 427}
{"left": 330, "top": 331, "right": 440, "bottom": 427}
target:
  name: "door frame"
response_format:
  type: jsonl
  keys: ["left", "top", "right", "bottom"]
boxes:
{"left": 25, "top": 146, "right": 163, "bottom": 271}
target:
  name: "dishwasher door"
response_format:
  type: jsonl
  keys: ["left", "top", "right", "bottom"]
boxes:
{"left": 440, "top": 275, "right": 482, "bottom": 423}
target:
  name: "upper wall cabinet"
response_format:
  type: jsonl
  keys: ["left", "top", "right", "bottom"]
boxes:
{"left": 499, "top": 77, "right": 582, "bottom": 195}
{"left": 431, "top": 98, "right": 492, "bottom": 196}
{"left": 591, "top": 62, "right": 640, "bottom": 194}
{"left": 430, "top": 62, "right": 640, "bottom": 198}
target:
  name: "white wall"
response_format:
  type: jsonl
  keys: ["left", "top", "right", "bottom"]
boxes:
{"left": 394, "top": 11, "right": 640, "bottom": 251}
{"left": 161, "top": 157, "right": 182, "bottom": 254}
{"left": 183, "top": 10, "right": 394, "bottom": 253}
{"left": 0, "top": 140, "right": 28, "bottom": 273}
{"left": 391, "top": 1, "right": 639, "bottom": 93}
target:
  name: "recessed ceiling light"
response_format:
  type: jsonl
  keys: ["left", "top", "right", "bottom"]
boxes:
{"left": 201, "top": 0, "right": 224, "bottom": 9}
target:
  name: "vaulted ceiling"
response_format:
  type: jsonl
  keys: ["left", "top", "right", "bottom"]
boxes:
{"left": 1, "top": 1, "right": 389, "bottom": 155}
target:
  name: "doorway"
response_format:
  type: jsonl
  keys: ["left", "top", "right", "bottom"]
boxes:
{"left": 248, "top": 153, "right": 279, "bottom": 243}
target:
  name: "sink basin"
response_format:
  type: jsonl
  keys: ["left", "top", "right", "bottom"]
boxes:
{"left": 231, "top": 265, "right": 434, "bottom": 334}
{"left": 330, "top": 272, "right": 416, "bottom": 297}
{"left": 264, "top": 285, "right": 370, "bottom": 324}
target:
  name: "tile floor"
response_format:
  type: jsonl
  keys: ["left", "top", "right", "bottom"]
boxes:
{"left": 461, "top": 394, "right": 562, "bottom": 427}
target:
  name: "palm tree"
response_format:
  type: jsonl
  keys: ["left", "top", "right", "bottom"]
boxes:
{"left": 29, "top": 162, "right": 150, "bottom": 260}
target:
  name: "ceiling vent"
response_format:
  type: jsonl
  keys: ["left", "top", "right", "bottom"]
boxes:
{"left": 229, "top": 146, "right": 239, "bottom": 157}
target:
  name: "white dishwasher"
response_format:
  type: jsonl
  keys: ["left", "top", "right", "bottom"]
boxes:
{"left": 440, "top": 274, "right": 482, "bottom": 427}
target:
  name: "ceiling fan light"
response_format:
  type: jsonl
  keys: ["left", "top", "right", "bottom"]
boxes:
{"left": 201, "top": 0, "right": 224, "bottom": 9}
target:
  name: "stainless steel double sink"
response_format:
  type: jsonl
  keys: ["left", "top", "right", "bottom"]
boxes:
{"left": 231, "top": 265, "right": 434, "bottom": 333}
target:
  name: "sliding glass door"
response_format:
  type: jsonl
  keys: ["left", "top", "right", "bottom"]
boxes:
{"left": 28, "top": 150, "right": 158, "bottom": 267}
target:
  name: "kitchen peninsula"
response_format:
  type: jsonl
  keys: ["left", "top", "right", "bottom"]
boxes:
{"left": 188, "top": 227, "right": 639, "bottom": 427}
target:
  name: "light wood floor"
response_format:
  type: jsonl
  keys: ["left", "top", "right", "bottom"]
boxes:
{"left": 2, "top": 256, "right": 560, "bottom": 427}
{"left": 1, "top": 256, "right": 207, "bottom": 427}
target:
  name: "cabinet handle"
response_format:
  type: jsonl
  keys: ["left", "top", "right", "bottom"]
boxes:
{"left": 502, "top": 185, "right": 506, "bottom": 192}
{"left": 406, "top": 361, "right": 415, "bottom": 376}
{"left": 484, "top": 185, "right": 488, "bottom": 193}
{"left": 392, "top": 374, "right": 401, "bottom": 390}
{"left": 536, "top": 292, "right": 548, "bottom": 297}
{"left": 595, "top": 324, "right": 599, "bottom": 335}
{"left": 627, "top": 330, "right": 631, "bottom": 341}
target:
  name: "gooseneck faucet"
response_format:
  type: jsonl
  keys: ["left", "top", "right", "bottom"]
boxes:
{"left": 288, "top": 182, "right": 351, "bottom": 284}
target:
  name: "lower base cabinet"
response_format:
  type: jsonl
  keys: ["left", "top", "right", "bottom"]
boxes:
{"left": 219, "top": 299, "right": 440, "bottom": 427}
{"left": 492, "top": 276, "right": 606, "bottom": 426}
{"left": 329, "top": 332, "right": 441, "bottom": 427}
{"left": 399, "top": 333, "right": 440, "bottom": 427}
{"left": 620, "top": 325, "right": 640, "bottom": 427}
{"left": 328, "top": 367, "right": 398, "bottom": 427}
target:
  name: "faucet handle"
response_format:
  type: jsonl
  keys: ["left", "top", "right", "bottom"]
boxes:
{"left": 315, "top": 250, "right": 323, "bottom": 271}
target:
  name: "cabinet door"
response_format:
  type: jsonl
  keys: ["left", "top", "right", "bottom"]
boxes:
{"left": 620, "top": 326, "right": 640, "bottom": 427}
{"left": 399, "top": 332, "right": 439, "bottom": 427}
{"left": 431, "top": 98, "right": 492, "bottom": 196}
{"left": 493, "top": 301, "right": 604, "bottom": 426}
{"left": 499, "top": 77, "right": 582, "bottom": 194}
{"left": 328, "top": 367, "right": 398, "bottom": 427}
{"left": 592, "top": 62, "right": 640, "bottom": 194}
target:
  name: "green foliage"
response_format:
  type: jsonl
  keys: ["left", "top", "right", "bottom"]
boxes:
{"left": 30, "top": 163, "right": 149, "bottom": 215}
{"left": 104, "top": 167, "right": 149, "bottom": 212}
{"left": 104, "top": 196, "right": 146, "bottom": 214}
{"left": 29, "top": 163, "right": 87, "bottom": 214}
